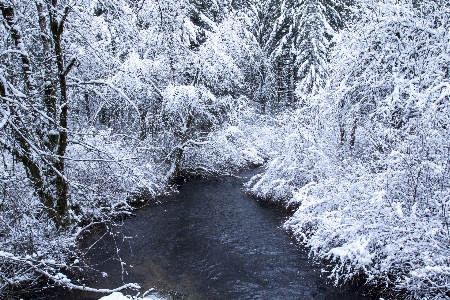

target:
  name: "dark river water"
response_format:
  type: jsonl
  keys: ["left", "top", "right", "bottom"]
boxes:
{"left": 59, "top": 170, "right": 371, "bottom": 300}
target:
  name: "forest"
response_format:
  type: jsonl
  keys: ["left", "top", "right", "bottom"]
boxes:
{"left": 0, "top": 0, "right": 449, "bottom": 299}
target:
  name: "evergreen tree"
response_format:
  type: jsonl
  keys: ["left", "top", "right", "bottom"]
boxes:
{"left": 241, "top": 0, "right": 351, "bottom": 110}
{"left": 292, "top": 0, "right": 350, "bottom": 100}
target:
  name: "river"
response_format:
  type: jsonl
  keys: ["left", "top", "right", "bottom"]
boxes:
{"left": 58, "top": 169, "right": 371, "bottom": 300}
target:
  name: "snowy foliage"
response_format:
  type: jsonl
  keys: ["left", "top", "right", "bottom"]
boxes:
{"left": 0, "top": 164, "right": 75, "bottom": 296}
{"left": 247, "top": 0, "right": 450, "bottom": 298}
{"left": 2, "top": 0, "right": 449, "bottom": 298}
{"left": 67, "top": 128, "right": 167, "bottom": 217}
{"left": 293, "top": 0, "right": 334, "bottom": 96}
{"left": 245, "top": 108, "right": 329, "bottom": 204}
{"left": 0, "top": 0, "right": 271, "bottom": 295}
{"left": 181, "top": 117, "right": 272, "bottom": 176}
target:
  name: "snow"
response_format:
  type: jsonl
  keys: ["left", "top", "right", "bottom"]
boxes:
{"left": 99, "top": 292, "right": 128, "bottom": 300}
{"left": 328, "top": 238, "right": 373, "bottom": 265}
{"left": 98, "top": 292, "right": 167, "bottom": 300}
{"left": 2, "top": 0, "right": 450, "bottom": 299}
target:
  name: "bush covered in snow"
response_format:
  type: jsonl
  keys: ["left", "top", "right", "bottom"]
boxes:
{"left": 66, "top": 128, "right": 168, "bottom": 220}
{"left": 246, "top": 0, "right": 450, "bottom": 298}
{"left": 178, "top": 96, "right": 281, "bottom": 176}
{"left": 0, "top": 132, "right": 163, "bottom": 297}
{"left": 0, "top": 165, "right": 76, "bottom": 297}
{"left": 245, "top": 108, "right": 331, "bottom": 205}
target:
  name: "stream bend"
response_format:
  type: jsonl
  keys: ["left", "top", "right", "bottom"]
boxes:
{"left": 62, "top": 170, "right": 369, "bottom": 300}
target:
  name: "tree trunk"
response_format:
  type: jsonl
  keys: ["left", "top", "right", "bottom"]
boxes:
{"left": 1, "top": 3, "right": 74, "bottom": 228}
{"left": 48, "top": 2, "right": 73, "bottom": 228}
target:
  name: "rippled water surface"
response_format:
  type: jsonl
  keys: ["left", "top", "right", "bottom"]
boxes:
{"left": 59, "top": 170, "right": 371, "bottom": 300}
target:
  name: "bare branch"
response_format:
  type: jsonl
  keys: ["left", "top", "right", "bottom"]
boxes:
{"left": 63, "top": 57, "right": 76, "bottom": 76}
{"left": 58, "top": 6, "right": 70, "bottom": 35}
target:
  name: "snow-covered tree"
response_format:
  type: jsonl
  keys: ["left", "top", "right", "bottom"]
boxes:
{"left": 247, "top": 0, "right": 450, "bottom": 298}
{"left": 241, "top": 0, "right": 350, "bottom": 110}
{"left": 293, "top": 0, "right": 335, "bottom": 97}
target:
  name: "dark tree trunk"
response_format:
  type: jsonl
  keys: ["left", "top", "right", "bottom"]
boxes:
{"left": 48, "top": 2, "right": 74, "bottom": 228}
{"left": 338, "top": 99, "right": 346, "bottom": 147}
{"left": 0, "top": 3, "right": 75, "bottom": 228}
